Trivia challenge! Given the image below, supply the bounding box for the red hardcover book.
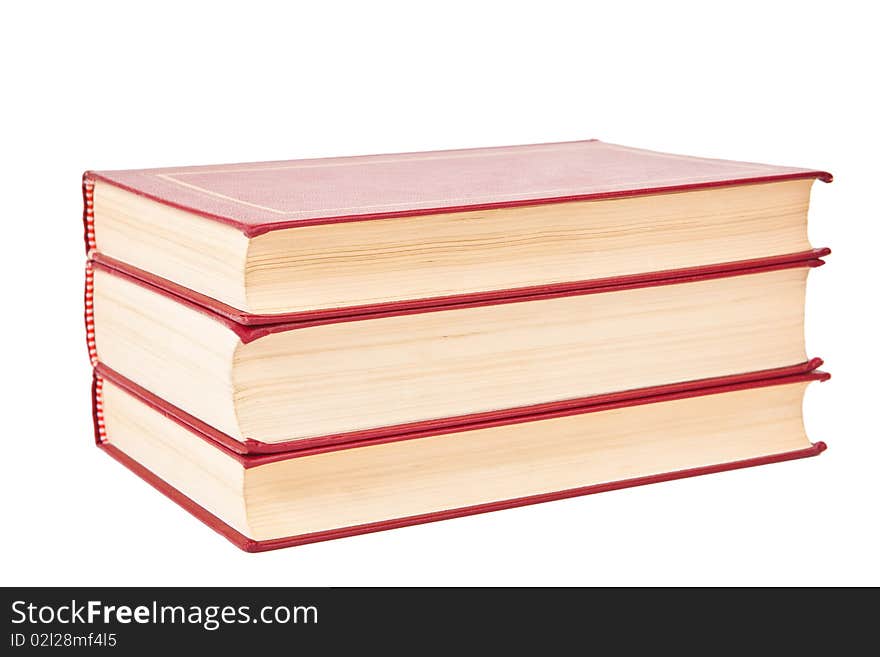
[86,254,827,454]
[83,140,831,320]
[93,366,829,552]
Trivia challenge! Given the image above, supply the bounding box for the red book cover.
[84,139,831,236]
[92,367,829,552]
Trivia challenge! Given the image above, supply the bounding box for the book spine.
[84,174,106,444]
[83,174,96,255]
[85,262,98,367]
[92,372,107,445]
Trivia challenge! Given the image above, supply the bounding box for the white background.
[1,0,877,586]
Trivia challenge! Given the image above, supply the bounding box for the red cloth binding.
[83,140,832,236]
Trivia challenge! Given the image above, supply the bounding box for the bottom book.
[92,367,828,552]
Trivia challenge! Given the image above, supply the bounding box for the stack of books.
[83,140,831,551]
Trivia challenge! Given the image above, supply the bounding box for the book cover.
[84,139,832,236]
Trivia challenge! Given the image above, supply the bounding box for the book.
[87,255,825,452]
[83,140,831,320]
[92,367,829,552]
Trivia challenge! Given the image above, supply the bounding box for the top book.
[84,140,830,321]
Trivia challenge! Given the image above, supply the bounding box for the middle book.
[89,254,823,454]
